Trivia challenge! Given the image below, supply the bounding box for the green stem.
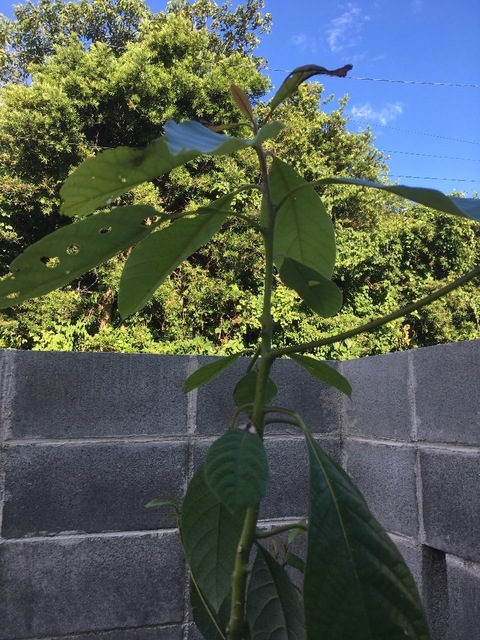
[256,520,308,538]
[226,145,277,640]
[227,505,259,639]
[271,264,480,358]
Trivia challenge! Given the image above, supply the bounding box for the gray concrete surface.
[1,341,479,639]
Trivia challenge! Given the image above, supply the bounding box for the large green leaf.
[267,63,353,117]
[204,430,269,510]
[60,120,284,218]
[289,354,352,397]
[180,465,246,613]
[303,434,430,640]
[163,119,284,155]
[270,158,336,278]
[182,353,242,393]
[279,258,342,318]
[0,205,155,309]
[60,139,199,217]
[317,177,480,222]
[246,545,305,640]
[118,194,233,318]
[191,580,227,640]
[233,371,278,410]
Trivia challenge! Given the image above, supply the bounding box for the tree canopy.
[0,0,478,356]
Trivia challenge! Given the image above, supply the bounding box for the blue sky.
[1,0,479,196]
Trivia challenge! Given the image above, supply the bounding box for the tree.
[0,0,152,83]
[1,1,479,356]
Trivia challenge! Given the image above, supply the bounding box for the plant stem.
[256,520,308,538]
[226,145,277,640]
[271,263,480,358]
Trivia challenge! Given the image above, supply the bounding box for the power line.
[349,119,480,146]
[381,150,480,163]
[266,67,480,89]
[388,174,478,184]
[345,76,480,89]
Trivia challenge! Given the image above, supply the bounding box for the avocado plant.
[1,63,480,640]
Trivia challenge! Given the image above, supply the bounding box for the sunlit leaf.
[233,371,278,410]
[118,194,233,318]
[289,354,352,397]
[303,434,430,639]
[182,353,243,393]
[0,205,155,309]
[317,177,480,222]
[164,119,284,156]
[270,158,336,278]
[204,430,269,510]
[230,84,254,122]
[279,258,342,318]
[180,465,245,612]
[267,63,353,117]
[60,140,198,217]
[246,545,305,640]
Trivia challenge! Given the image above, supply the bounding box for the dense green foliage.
[0,0,479,356]
[1,6,480,638]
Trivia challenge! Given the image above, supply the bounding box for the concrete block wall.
[0,342,479,639]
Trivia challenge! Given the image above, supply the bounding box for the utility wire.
[349,119,480,146]
[381,150,480,163]
[267,67,480,89]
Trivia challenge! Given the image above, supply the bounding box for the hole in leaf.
[40,256,60,268]
[5,292,20,299]
[66,244,80,255]
[99,227,112,234]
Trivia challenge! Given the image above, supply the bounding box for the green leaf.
[0,205,155,309]
[118,194,233,318]
[204,430,269,510]
[284,552,305,575]
[60,139,199,217]
[191,580,227,640]
[180,465,246,613]
[182,353,242,393]
[317,177,480,223]
[145,498,174,509]
[246,545,305,640]
[60,120,284,218]
[303,435,430,640]
[233,371,278,410]
[279,258,342,318]
[270,158,336,278]
[289,354,352,397]
[267,63,353,117]
[164,119,284,156]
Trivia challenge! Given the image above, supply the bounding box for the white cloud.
[327,3,370,53]
[411,0,424,13]
[291,33,317,54]
[350,102,403,125]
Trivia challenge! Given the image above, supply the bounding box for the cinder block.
[5,351,189,439]
[0,532,185,640]
[342,350,412,440]
[413,340,480,445]
[195,356,343,435]
[345,441,419,537]
[38,627,183,640]
[389,534,423,592]
[3,442,187,537]
[446,555,480,640]
[421,449,480,562]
